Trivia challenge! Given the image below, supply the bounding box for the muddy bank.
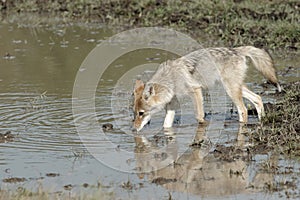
[1,0,299,50]
[249,81,300,158]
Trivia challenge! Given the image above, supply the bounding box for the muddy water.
[0,21,299,199]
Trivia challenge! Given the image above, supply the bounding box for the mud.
[3,177,27,183]
[0,131,14,143]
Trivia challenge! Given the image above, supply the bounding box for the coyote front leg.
[163,97,179,128]
[163,110,175,128]
[192,87,205,123]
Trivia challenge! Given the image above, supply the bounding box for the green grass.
[249,81,300,158]
[1,0,299,50]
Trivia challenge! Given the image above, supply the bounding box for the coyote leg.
[242,86,265,120]
[163,97,179,128]
[235,100,248,123]
[227,86,248,123]
[192,87,205,123]
[163,110,175,128]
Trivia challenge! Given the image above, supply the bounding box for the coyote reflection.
[134,124,275,197]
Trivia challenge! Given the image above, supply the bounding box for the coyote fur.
[133,46,281,131]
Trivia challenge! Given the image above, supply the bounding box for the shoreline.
[1,0,299,51]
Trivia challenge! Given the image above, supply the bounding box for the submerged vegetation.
[0,186,114,200]
[0,0,299,50]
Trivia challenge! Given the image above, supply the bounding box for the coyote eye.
[138,111,144,116]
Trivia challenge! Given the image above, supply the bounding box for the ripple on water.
[0,93,84,155]
[0,91,122,162]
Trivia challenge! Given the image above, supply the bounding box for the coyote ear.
[134,80,144,92]
[165,60,173,66]
[143,83,155,100]
[149,85,155,95]
[135,79,144,89]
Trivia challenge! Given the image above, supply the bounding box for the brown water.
[0,21,299,199]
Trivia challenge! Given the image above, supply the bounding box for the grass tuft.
[249,81,300,158]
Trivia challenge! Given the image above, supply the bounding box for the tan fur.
[133,80,146,130]
[133,46,281,131]
[235,46,281,91]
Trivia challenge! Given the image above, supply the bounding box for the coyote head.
[132,80,173,131]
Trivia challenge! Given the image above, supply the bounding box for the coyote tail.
[235,46,281,92]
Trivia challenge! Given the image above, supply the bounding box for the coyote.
[133,46,281,131]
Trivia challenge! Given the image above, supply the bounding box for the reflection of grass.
[71,147,89,158]
[1,0,299,50]
[249,81,300,158]
[0,186,49,200]
[26,91,47,111]
[0,184,115,200]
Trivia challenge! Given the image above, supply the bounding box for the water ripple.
[0,93,107,154]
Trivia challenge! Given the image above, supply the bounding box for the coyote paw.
[197,119,208,125]
[238,120,248,125]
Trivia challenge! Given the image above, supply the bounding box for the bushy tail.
[235,46,281,92]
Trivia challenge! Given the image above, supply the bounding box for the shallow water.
[0,21,299,199]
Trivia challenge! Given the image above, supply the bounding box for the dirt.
[3,177,27,183]
[45,173,60,177]
[102,123,114,131]
[151,177,177,185]
[0,131,14,143]
[212,144,251,162]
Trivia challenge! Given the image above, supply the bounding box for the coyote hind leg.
[192,87,205,123]
[242,86,265,120]
[234,97,248,123]
[226,86,248,123]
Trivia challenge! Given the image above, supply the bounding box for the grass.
[0,0,299,50]
[249,81,300,158]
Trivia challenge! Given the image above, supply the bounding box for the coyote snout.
[133,46,281,131]
[133,79,174,131]
[133,80,149,131]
